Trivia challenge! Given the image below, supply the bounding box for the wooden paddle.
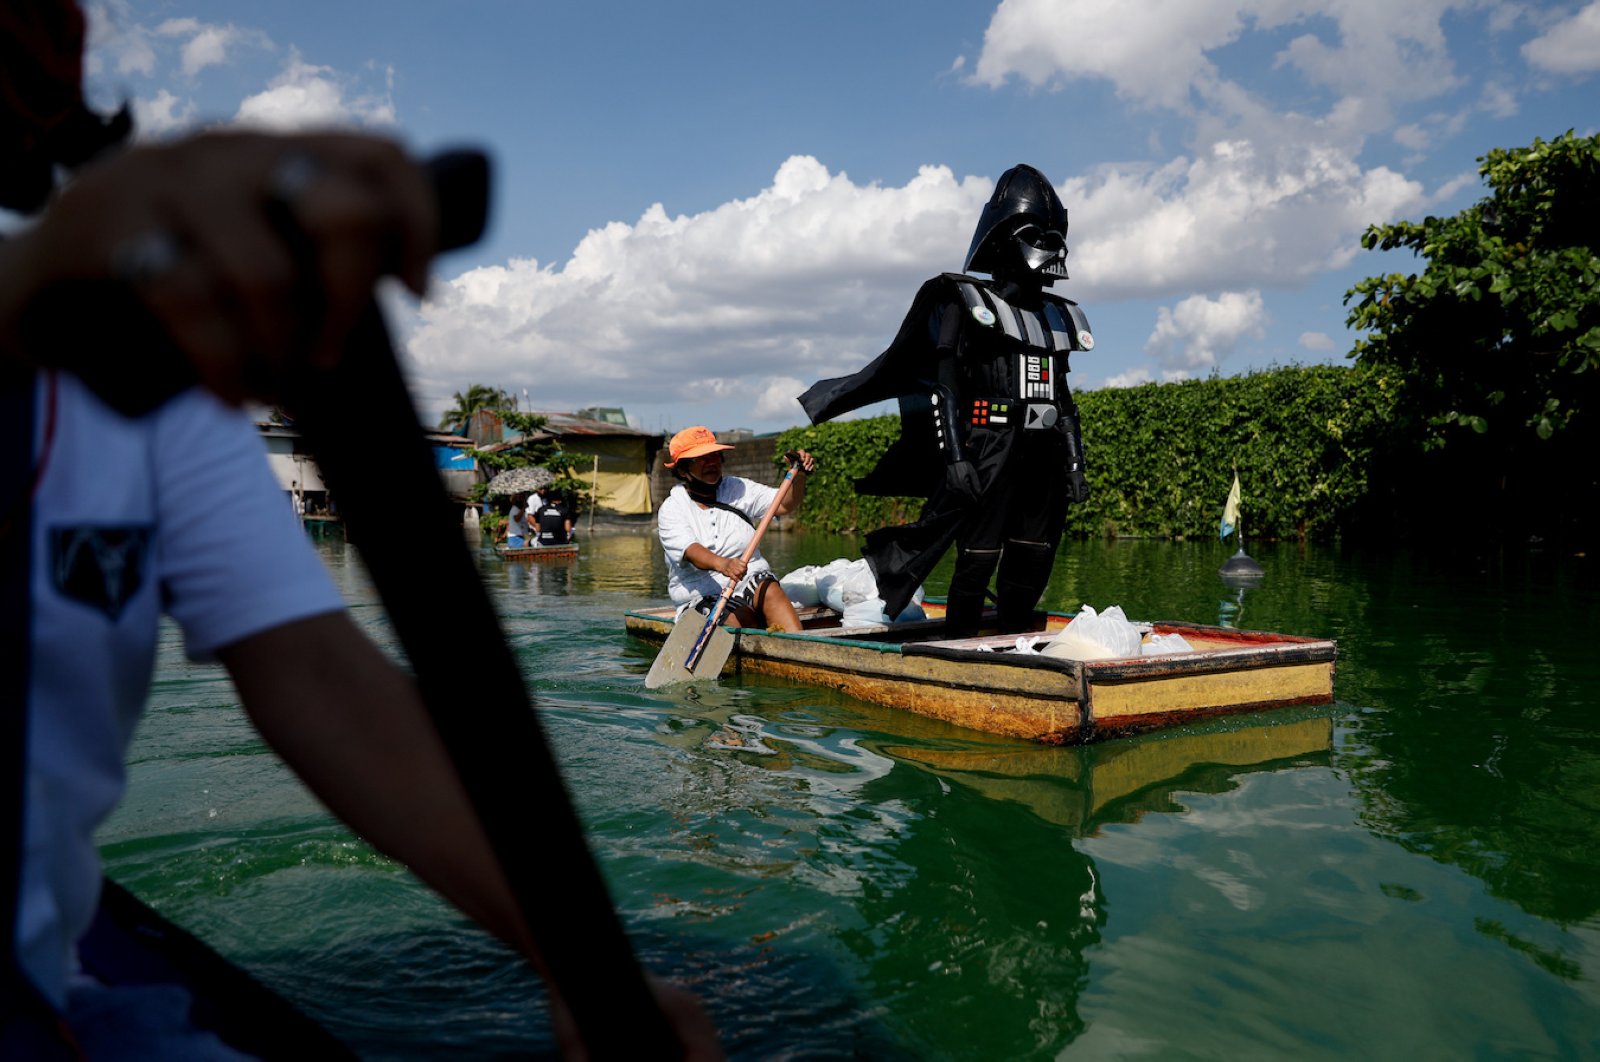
[645,460,799,689]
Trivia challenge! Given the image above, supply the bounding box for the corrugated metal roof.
[529,411,662,439]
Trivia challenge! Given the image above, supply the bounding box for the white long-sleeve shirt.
[656,477,778,607]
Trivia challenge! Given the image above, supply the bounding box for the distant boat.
[496,540,580,560]
[626,599,1336,745]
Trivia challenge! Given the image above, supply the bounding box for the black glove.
[1061,411,1089,504]
[1065,468,1090,504]
[943,459,982,503]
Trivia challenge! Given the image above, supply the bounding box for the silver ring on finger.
[268,152,325,207]
[111,230,185,285]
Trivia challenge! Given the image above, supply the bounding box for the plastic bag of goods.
[1041,604,1144,661]
[798,558,928,626]
[1142,632,1194,656]
[778,564,825,607]
[841,596,890,626]
[893,586,927,624]
[812,559,869,611]
[817,558,884,626]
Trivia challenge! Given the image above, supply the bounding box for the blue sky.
[78,0,1600,435]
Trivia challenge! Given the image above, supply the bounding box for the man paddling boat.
[656,426,816,633]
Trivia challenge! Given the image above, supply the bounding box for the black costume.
[799,164,1092,635]
[534,501,573,545]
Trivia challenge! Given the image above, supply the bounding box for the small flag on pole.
[1219,473,1241,540]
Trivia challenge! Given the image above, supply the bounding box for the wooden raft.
[625,603,1336,744]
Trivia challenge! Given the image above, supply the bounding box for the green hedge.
[774,363,1402,540]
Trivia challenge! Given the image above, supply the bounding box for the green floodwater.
[102,528,1600,1059]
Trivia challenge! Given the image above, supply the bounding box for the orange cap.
[664,425,734,467]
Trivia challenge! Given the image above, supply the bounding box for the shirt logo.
[51,525,153,621]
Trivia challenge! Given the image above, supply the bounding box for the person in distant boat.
[656,426,815,632]
[0,3,719,1057]
[799,163,1095,636]
[501,490,533,548]
[535,491,575,546]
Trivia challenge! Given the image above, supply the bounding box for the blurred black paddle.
[29,149,681,1058]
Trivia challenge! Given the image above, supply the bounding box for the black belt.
[966,397,1061,430]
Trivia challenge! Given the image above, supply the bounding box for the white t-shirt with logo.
[656,477,779,607]
[17,373,344,1009]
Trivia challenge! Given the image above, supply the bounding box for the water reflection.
[878,713,1333,836]
[1217,583,1248,628]
[502,553,577,594]
[1332,550,1600,931]
[112,532,1600,1058]
[652,678,1334,1056]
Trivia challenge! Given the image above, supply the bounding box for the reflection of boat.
[625,601,1336,744]
[881,713,1334,834]
[496,540,580,560]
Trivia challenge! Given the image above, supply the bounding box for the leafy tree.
[1344,130,1600,543]
[472,409,589,503]
[1345,131,1600,447]
[438,383,516,431]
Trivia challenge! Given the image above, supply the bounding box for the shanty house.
[464,408,664,516]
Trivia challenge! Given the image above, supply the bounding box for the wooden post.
[588,453,599,535]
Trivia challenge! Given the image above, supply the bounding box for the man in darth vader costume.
[799,163,1094,636]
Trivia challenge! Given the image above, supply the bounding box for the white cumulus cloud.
[155,17,269,77]
[83,0,158,77]
[234,53,396,130]
[970,0,1473,122]
[963,0,1433,301]
[1063,140,1424,300]
[1298,331,1337,352]
[132,89,196,138]
[1523,2,1600,74]
[1101,366,1155,389]
[1143,290,1266,379]
[755,377,808,419]
[406,158,992,421]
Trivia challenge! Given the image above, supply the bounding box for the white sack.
[778,564,824,607]
[1142,632,1195,656]
[1041,605,1145,661]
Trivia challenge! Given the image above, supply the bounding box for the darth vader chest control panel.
[951,276,1091,432]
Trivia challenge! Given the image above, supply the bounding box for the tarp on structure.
[563,436,656,515]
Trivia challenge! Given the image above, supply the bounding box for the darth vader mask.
[963,163,1069,286]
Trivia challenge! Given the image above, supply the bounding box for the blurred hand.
[719,556,749,582]
[2,131,437,405]
[549,974,724,1061]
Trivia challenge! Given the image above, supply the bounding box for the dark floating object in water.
[1219,548,1265,587]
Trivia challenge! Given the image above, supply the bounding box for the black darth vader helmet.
[963,163,1069,285]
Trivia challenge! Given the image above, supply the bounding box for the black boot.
[945,548,1001,637]
[996,539,1056,633]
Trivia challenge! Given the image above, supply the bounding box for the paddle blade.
[645,613,736,689]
